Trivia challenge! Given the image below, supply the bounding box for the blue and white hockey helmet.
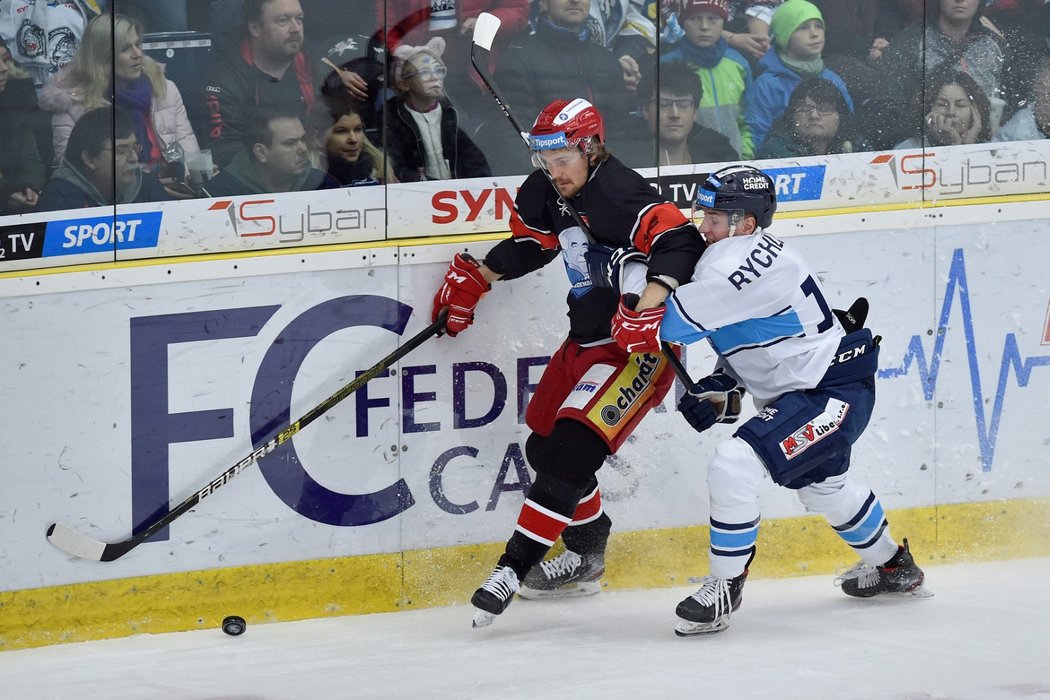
[694,165,777,229]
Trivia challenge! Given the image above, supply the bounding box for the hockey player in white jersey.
[610,164,930,636]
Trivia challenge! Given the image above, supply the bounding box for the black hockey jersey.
[484,155,706,343]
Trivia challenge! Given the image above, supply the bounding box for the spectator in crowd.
[660,1,778,61]
[895,67,992,148]
[480,0,634,174]
[39,13,200,182]
[0,0,102,92]
[320,54,386,139]
[812,0,884,61]
[0,38,45,213]
[995,55,1050,141]
[876,0,1004,143]
[744,0,853,151]
[582,0,659,95]
[385,38,491,181]
[810,0,887,103]
[756,75,864,157]
[378,0,529,113]
[203,0,369,169]
[619,60,739,166]
[203,105,339,196]
[996,0,1050,125]
[494,0,632,139]
[37,106,171,211]
[661,0,755,157]
[308,97,396,185]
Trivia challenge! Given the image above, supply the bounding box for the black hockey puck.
[222,615,246,636]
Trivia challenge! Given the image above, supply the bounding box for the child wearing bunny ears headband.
[386,36,490,182]
[393,37,449,113]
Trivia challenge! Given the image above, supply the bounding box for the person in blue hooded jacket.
[743,0,852,152]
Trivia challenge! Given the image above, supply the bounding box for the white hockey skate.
[471,564,519,628]
[519,550,605,600]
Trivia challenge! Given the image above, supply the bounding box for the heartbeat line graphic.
[878,248,1050,472]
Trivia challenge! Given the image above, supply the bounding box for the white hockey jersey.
[660,231,845,403]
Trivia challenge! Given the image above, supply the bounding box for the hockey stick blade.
[46,312,447,562]
[46,522,108,561]
[471,12,501,51]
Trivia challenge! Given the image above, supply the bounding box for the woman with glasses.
[385,37,490,182]
[756,76,863,158]
[39,13,200,196]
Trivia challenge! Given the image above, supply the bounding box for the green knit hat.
[770,0,824,50]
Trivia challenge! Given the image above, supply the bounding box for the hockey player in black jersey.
[429,98,707,627]
[616,164,931,636]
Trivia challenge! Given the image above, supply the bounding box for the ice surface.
[2,558,1049,700]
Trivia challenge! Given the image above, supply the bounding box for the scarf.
[675,37,728,69]
[778,50,824,77]
[328,151,379,186]
[114,75,162,166]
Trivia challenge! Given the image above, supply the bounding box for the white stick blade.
[472,12,501,51]
[47,522,106,561]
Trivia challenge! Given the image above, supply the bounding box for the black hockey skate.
[471,562,520,628]
[519,549,605,600]
[836,538,932,598]
[674,568,749,636]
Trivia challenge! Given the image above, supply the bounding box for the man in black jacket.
[205,0,315,169]
[485,0,633,174]
[37,107,171,212]
[203,106,338,196]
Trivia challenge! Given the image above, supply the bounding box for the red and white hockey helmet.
[528,98,605,157]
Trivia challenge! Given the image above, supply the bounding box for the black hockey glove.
[604,246,648,293]
[677,371,745,434]
[583,242,615,288]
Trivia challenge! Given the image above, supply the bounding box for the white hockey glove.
[677,370,745,434]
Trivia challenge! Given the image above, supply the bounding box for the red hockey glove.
[432,253,490,336]
[611,293,666,354]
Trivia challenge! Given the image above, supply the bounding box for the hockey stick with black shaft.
[469,13,693,386]
[46,311,448,562]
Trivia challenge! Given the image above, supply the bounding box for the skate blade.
[472,608,496,629]
[674,617,730,636]
[906,582,934,598]
[518,580,601,600]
